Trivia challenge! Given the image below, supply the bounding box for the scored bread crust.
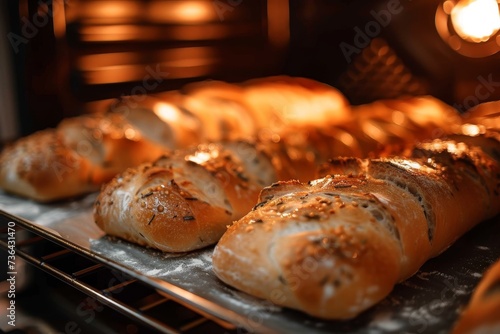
[212,134,500,319]
[91,92,479,253]
[1,76,463,203]
[0,130,96,202]
[0,112,168,202]
[94,141,278,252]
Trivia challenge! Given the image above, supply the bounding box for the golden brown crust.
[213,134,500,320]
[0,129,96,202]
[1,76,462,203]
[0,112,168,202]
[94,141,277,252]
[463,100,500,130]
[213,176,406,319]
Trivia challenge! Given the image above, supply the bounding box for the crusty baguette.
[93,95,460,253]
[0,111,170,202]
[212,133,500,320]
[453,258,500,334]
[0,76,349,202]
[0,75,457,202]
[94,141,278,252]
[462,100,500,131]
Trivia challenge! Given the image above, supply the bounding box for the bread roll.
[212,133,500,319]
[0,112,169,202]
[93,101,462,254]
[0,76,460,203]
[453,258,500,334]
[94,141,278,252]
[463,100,500,130]
[1,76,352,202]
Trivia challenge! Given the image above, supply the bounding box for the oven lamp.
[451,0,500,42]
[436,0,500,57]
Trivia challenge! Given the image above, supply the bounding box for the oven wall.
[285,0,500,107]
[6,0,500,136]
[0,4,20,142]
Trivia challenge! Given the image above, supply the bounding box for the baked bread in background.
[0,75,459,202]
[0,111,170,202]
[0,76,350,202]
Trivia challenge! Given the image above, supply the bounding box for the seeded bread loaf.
[0,76,349,202]
[212,133,500,319]
[0,111,170,202]
[93,99,461,253]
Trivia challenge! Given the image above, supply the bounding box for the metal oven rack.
[0,211,244,334]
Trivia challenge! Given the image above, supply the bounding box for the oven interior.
[1,0,500,333]
[2,0,500,137]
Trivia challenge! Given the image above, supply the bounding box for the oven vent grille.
[337,38,429,104]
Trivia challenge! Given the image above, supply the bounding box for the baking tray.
[0,190,499,334]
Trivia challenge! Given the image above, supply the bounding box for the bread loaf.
[94,140,281,251]
[212,133,500,319]
[0,111,170,202]
[93,95,461,253]
[1,75,458,202]
[0,76,350,202]
[453,258,500,334]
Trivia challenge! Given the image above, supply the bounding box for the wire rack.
[0,211,244,334]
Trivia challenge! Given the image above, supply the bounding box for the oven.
[1,0,500,333]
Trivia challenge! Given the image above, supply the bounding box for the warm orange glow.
[361,120,387,143]
[78,46,216,84]
[338,131,355,147]
[451,0,500,42]
[79,52,141,69]
[74,1,142,23]
[461,123,484,135]
[67,0,215,24]
[391,110,406,126]
[176,2,211,21]
[267,0,290,48]
[80,25,145,42]
[148,1,215,23]
[154,102,180,123]
[93,2,133,18]
[124,128,138,140]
